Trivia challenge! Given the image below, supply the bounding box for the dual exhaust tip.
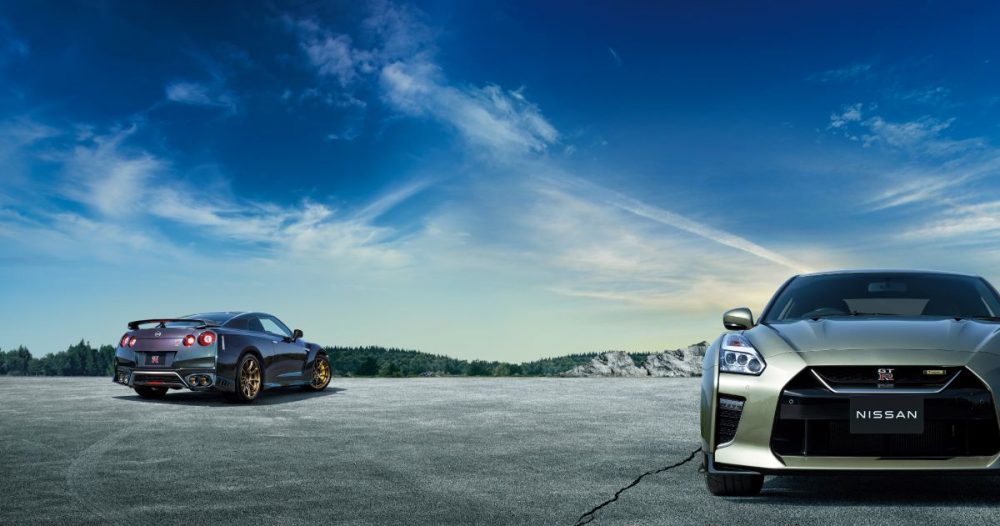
[187,374,213,387]
[117,372,130,384]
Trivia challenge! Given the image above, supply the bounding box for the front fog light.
[720,333,766,376]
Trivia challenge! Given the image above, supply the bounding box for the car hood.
[748,317,1000,356]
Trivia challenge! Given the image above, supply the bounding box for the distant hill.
[0,342,706,377]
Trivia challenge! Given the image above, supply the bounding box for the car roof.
[796,269,982,279]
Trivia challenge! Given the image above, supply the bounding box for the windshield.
[762,272,1000,322]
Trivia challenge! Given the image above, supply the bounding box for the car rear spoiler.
[127,318,219,330]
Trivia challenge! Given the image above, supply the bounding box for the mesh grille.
[716,395,745,445]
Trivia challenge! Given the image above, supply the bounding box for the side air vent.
[715,395,746,445]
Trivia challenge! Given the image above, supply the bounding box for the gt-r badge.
[878,368,894,381]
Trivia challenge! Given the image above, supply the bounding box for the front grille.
[716,395,746,445]
[812,365,960,390]
[772,367,1000,458]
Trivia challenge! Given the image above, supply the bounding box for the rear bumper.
[113,367,228,392]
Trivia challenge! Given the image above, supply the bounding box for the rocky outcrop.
[643,342,707,377]
[561,342,708,377]
[561,351,647,377]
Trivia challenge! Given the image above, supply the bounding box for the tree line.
[0,342,603,377]
[325,346,601,377]
[0,341,116,376]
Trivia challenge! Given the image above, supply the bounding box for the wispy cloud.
[825,94,1000,252]
[829,103,982,156]
[608,47,622,67]
[301,32,373,86]
[49,124,161,217]
[289,2,559,154]
[896,86,951,105]
[0,119,419,267]
[355,177,434,222]
[902,200,1000,241]
[165,81,238,114]
[828,102,863,130]
[415,167,815,315]
[380,63,559,154]
[808,62,872,83]
[544,172,809,272]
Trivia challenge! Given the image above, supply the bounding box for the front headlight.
[720,333,766,375]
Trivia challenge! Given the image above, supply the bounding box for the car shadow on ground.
[747,474,1000,506]
[113,385,346,407]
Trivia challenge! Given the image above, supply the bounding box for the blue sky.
[3,1,1000,360]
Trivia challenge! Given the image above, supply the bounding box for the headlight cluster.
[720,333,766,375]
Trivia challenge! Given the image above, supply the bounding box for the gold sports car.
[701,270,1000,495]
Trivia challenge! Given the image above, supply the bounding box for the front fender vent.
[715,395,746,446]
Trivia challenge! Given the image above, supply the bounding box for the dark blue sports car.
[113,312,331,403]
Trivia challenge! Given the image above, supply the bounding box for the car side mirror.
[723,308,754,330]
[292,329,304,341]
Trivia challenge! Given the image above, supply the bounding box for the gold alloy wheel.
[312,357,330,389]
[240,357,261,399]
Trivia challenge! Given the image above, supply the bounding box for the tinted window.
[763,273,1000,322]
[224,317,249,330]
[258,317,291,337]
[247,317,265,333]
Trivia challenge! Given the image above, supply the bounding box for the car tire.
[706,472,764,496]
[304,355,331,391]
[226,354,263,404]
[134,386,167,399]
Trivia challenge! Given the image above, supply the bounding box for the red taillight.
[120,333,130,347]
[182,335,196,347]
[197,331,216,346]
[128,336,137,348]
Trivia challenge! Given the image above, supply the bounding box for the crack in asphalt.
[573,446,702,526]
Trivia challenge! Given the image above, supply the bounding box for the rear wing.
[127,318,218,330]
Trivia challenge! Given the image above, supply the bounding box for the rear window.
[763,273,1000,322]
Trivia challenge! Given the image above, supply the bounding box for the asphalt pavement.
[2,377,999,525]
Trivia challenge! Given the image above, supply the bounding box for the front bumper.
[711,348,1000,472]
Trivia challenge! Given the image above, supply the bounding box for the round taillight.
[197,331,216,346]
[120,333,130,347]
[128,336,137,348]
[182,335,196,347]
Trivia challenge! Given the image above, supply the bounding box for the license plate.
[146,353,166,366]
[849,396,924,434]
